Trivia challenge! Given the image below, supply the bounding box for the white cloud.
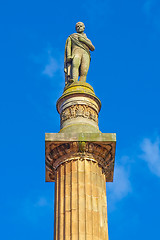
[21,196,53,224]
[140,137,160,177]
[107,136,160,210]
[34,197,49,207]
[31,46,63,78]
[42,50,59,78]
[143,0,154,17]
[107,158,132,209]
[142,0,160,31]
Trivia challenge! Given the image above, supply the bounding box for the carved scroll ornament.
[45,141,114,182]
[61,105,98,125]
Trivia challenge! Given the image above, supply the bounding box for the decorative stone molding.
[45,133,116,182]
[56,82,101,114]
[60,104,98,126]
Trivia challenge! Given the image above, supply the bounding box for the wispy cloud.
[107,135,160,210]
[28,46,64,116]
[21,195,53,224]
[107,156,132,209]
[34,196,50,207]
[140,137,160,177]
[143,0,154,17]
[31,46,63,78]
[142,0,160,32]
[42,50,61,78]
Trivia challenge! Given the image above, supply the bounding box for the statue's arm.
[79,37,95,51]
[66,37,73,62]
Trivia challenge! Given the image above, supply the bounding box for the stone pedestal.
[56,82,101,133]
[45,82,116,240]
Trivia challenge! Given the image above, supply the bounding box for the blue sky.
[1,0,160,239]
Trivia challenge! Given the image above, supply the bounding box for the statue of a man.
[64,22,95,86]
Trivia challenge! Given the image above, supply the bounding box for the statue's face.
[76,22,85,33]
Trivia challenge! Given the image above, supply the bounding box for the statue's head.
[76,22,85,33]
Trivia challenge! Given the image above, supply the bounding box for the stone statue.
[64,22,95,86]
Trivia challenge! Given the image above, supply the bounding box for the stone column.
[54,159,108,240]
[45,82,116,240]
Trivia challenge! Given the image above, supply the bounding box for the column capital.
[45,133,116,182]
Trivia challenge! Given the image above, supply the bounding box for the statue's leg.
[79,53,90,82]
[72,55,81,82]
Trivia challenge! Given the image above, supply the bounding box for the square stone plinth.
[45,133,116,182]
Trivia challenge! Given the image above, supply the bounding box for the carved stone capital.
[45,133,116,182]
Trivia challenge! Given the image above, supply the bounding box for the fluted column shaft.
[54,159,108,240]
